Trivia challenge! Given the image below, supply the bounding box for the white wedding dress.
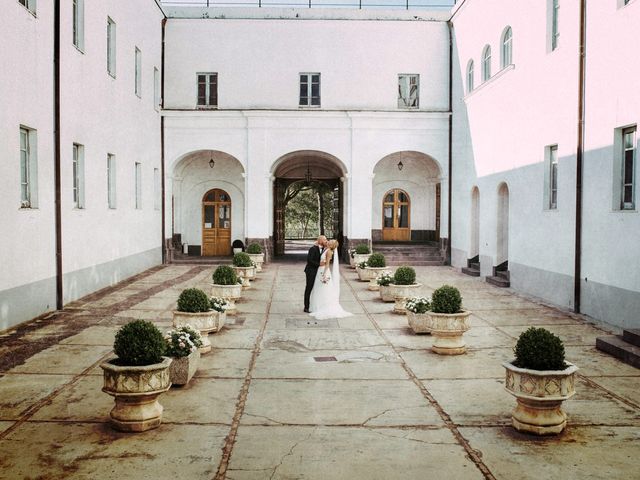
[309,249,352,320]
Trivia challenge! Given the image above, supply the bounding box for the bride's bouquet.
[321,273,331,284]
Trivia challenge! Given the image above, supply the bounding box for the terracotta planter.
[247,253,264,272]
[503,360,579,435]
[211,283,242,315]
[364,267,387,290]
[428,310,472,355]
[388,283,422,314]
[101,356,172,432]
[172,310,226,354]
[407,311,432,334]
[379,284,395,302]
[169,349,200,386]
[233,266,256,289]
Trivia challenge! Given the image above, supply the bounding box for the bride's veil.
[332,247,340,298]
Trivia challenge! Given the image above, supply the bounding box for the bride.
[309,240,352,320]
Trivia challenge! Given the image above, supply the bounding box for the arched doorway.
[470,186,480,258]
[202,188,231,256]
[382,189,410,241]
[272,151,346,256]
[496,183,509,266]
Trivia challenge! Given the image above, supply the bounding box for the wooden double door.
[382,189,411,241]
[202,189,231,256]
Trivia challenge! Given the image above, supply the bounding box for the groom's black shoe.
[303,308,309,313]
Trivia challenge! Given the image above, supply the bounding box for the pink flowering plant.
[165,325,203,358]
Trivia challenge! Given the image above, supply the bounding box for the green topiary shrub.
[113,320,166,366]
[177,288,210,313]
[430,285,463,314]
[513,327,567,371]
[393,266,416,285]
[233,252,254,267]
[246,243,263,254]
[367,253,386,268]
[213,265,238,285]
[355,244,370,255]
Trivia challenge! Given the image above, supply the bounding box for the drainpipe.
[447,21,453,265]
[53,0,63,310]
[574,0,587,313]
[161,17,167,263]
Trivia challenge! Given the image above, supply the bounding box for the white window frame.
[107,154,117,209]
[72,0,84,51]
[482,45,492,82]
[154,168,160,211]
[107,17,116,77]
[197,73,218,108]
[135,162,142,210]
[72,143,85,209]
[501,26,513,68]
[466,60,474,93]
[621,126,637,210]
[299,73,321,107]
[135,47,142,97]
[549,145,558,209]
[398,74,420,109]
[19,126,38,208]
[18,0,36,16]
[154,67,161,111]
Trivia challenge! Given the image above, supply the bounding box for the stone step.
[486,275,510,288]
[469,262,480,270]
[496,270,510,281]
[596,335,640,369]
[461,266,480,277]
[386,260,445,266]
[623,329,640,347]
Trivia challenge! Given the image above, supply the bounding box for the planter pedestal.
[389,283,422,314]
[211,283,242,316]
[429,310,471,355]
[101,357,172,432]
[233,266,256,290]
[504,361,578,435]
[379,285,395,302]
[407,311,432,334]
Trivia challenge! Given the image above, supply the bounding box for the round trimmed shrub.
[177,288,210,313]
[514,327,567,371]
[430,285,462,314]
[113,320,166,366]
[367,253,386,268]
[354,244,370,255]
[247,243,263,254]
[393,266,416,285]
[213,265,238,285]
[233,252,253,267]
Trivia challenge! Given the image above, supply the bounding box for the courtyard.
[0,261,638,479]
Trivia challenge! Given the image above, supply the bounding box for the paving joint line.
[213,264,280,480]
[343,268,497,480]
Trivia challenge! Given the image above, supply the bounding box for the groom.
[304,235,327,312]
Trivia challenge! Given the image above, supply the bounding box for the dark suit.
[304,244,323,311]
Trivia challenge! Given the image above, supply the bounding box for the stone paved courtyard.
[0,261,639,479]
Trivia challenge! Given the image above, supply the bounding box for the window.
[482,45,492,81]
[197,73,218,108]
[466,60,474,93]
[72,144,85,209]
[549,145,558,209]
[19,127,38,208]
[18,0,36,15]
[154,168,160,210]
[299,73,320,107]
[107,17,116,77]
[551,0,560,51]
[501,27,513,68]
[154,67,160,110]
[73,0,84,51]
[398,74,419,108]
[135,47,141,97]
[622,127,636,209]
[135,162,142,209]
[107,154,116,209]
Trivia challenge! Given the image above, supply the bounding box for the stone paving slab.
[474,307,583,326]
[9,345,111,375]
[227,426,485,480]
[59,326,119,346]
[195,348,254,379]
[498,324,609,346]
[0,422,13,434]
[0,373,75,419]
[401,347,513,379]
[261,329,387,351]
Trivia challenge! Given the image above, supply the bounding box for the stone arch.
[496,182,510,265]
[470,186,480,258]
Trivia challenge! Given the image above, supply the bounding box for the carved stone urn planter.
[428,310,471,355]
[364,267,387,290]
[100,357,172,432]
[353,253,371,267]
[233,266,256,289]
[172,310,226,354]
[389,283,422,314]
[247,253,264,272]
[169,349,200,386]
[211,283,242,315]
[407,311,432,334]
[379,285,395,302]
[503,360,579,435]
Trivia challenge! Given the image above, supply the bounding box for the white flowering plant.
[356,261,368,269]
[405,297,431,314]
[376,271,394,286]
[210,296,229,313]
[165,324,203,358]
[349,248,356,259]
